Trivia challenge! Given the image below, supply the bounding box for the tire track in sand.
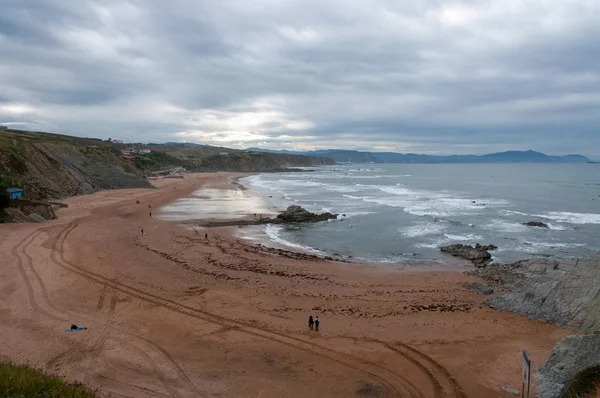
[12,228,204,398]
[55,221,445,398]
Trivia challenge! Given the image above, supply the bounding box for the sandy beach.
[0,173,571,397]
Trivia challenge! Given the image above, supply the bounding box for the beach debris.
[522,221,550,228]
[439,243,497,267]
[463,282,494,295]
[500,386,519,395]
[66,324,87,332]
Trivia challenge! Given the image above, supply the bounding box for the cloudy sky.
[1,0,599,156]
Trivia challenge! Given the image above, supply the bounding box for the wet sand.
[0,173,571,397]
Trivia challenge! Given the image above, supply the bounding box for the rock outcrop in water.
[195,206,338,228]
[439,243,497,267]
[522,221,550,228]
[276,205,338,223]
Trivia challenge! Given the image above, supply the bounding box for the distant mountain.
[247,148,590,164]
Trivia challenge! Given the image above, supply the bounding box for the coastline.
[0,172,573,397]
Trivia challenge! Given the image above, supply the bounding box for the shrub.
[0,362,96,397]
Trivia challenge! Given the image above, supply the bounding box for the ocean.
[240,163,600,264]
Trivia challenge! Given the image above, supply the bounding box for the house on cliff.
[6,188,23,199]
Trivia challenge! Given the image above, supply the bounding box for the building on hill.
[6,188,23,199]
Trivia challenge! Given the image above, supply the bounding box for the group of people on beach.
[308,315,320,331]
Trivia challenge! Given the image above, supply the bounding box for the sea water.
[242,163,600,264]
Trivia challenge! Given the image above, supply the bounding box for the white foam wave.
[400,223,446,238]
[501,209,600,225]
[275,179,324,187]
[482,219,529,233]
[541,212,600,225]
[500,210,533,217]
[414,243,441,249]
[547,223,570,231]
[519,241,586,254]
[443,233,484,242]
[264,225,326,255]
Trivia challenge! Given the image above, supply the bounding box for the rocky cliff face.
[0,200,57,223]
[0,130,151,200]
[184,151,335,172]
[472,256,600,333]
[536,334,600,398]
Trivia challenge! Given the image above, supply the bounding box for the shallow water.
[159,188,275,221]
[241,163,600,263]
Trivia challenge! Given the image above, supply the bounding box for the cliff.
[471,256,600,333]
[149,144,335,171]
[0,130,151,201]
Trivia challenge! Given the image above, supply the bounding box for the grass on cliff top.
[562,365,600,398]
[0,362,96,397]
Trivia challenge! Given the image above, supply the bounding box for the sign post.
[521,350,531,398]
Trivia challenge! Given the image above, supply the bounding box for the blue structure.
[6,188,23,200]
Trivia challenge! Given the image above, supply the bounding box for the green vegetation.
[562,365,600,398]
[133,151,183,172]
[0,362,96,397]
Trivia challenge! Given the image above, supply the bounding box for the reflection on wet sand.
[159,187,275,221]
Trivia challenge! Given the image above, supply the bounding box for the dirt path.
[0,173,571,397]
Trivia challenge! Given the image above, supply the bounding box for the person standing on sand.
[205,232,208,240]
[308,315,314,330]
[149,212,152,218]
[315,316,320,331]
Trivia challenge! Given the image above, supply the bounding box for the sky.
[1,0,599,156]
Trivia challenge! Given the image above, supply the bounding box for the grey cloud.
[0,0,599,157]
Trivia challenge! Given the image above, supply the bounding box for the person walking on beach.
[314,316,320,332]
[205,232,208,240]
[149,212,152,218]
[308,315,314,330]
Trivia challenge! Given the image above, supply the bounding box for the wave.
[517,241,586,254]
[443,233,484,241]
[264,224,326,255]
[501,209,600,225]
[400,222,446,238]
[482,219,529,233]
[542,212,600,225]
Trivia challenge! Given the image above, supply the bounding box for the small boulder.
[440,243,498,267]
[523,221,550,228]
